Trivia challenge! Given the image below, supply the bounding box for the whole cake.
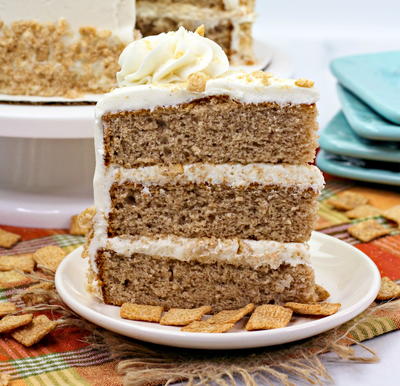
[0,0,255,97]
[87,27,324,312]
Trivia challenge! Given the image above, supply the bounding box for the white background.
[252,1,400,385]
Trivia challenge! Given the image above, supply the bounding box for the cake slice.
[88,27,323,311]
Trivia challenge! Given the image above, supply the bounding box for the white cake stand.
[0,103,95,228]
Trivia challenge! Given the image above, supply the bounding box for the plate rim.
[55,231,380,350]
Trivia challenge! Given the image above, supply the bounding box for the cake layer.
[102,98,318,167]
[96,250,317,312]
[107,166,321,242]
[135,1,254,63]
[0,0,135,97]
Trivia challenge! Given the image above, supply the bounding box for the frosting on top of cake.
[97,27,319,113]
[112,163,325,192]
[117,27,229,87]
[107,235,311,269]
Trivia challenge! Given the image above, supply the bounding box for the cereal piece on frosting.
[295,78,315,88]
[187,72,209,92]
[195,25,205,37]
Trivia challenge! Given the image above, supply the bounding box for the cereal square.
[0,302,16,317]
[285,302,341,316]
[245,305,292,331]
[207,304,254,325]
[376,277,400,300]
[33,245,66,272]
[0,253,34,272]
[383,205,400,226]
[181,321,234,333]
[0,271,32,288]
[348,220,390,242]
[120,303,163,323]
[0,314,33,333]
[346,205,382,219]
[327,192,369,211]
[160,306,211,326]
[0,229,21,249]
[315,284,330,302]
[22,282,54,306]
[11,315,57,347]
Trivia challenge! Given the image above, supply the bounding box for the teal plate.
[319,112,400,162]
[316,150,400,187]
[337,84,400,141]
[331,51,400,124]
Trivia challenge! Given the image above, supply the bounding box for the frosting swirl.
[117,27,229,87]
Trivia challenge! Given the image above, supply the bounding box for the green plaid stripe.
[52,234,85,247]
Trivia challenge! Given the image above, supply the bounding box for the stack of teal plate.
[317,51,400,186]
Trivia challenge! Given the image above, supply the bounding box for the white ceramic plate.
[0,39,291,104]
[55,232,380,350]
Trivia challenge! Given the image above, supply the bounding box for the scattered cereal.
[345,205,382,219]
[246,305,292,331]
[295,78,314,88]
[285,302,341,316]
[327,191,369,211]
[120,303,163,323]
[207,304,254,325]
[181,321,234,333]
[376,277,400,300]
[33,245,66,272]
[22,282,55,306]
[0,302,16,317]
[315,284,330,302]
[0,271,31,288]
[0,254,35,273]
[187,72,209,92]
[11,315,57,347]
[348,220,390,242]
[0,371,10,386]
[383,205,400,226]
[160,306,211,326]
[0,229,21,249]
[0,314,33,333]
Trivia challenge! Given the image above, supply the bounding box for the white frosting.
[107,235,310,269]
[112,163,325,191]
[0,0,135,43]
[117,27,229,87]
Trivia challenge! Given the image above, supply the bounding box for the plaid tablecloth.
[1,175,400,385]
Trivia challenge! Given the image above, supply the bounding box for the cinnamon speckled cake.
[87,27,324,312]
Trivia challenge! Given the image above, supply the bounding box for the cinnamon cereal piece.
[348,220,390,242]
[0,372,10,386]
[195,25,205,37]
[315,284,330,302]
[181,321,234,333]
[33,245,66,272]
[160,306,211,326]
[0,314,33,333]
[69,215,85,235]
[295,78,315,88]
[0,253,35,272]
[252,71,272,86]
[327,191,369,211]
[12,315,56,347]
[376,277,400,300]
[0,271,32,288]
[207,304,255,325]
[70,207,96,235]
[383,205,400,226]
[22,282,55,306]
[245,305,292,331]
[0,229,21,249]
[120,303,163,323]
[187,72,209,92]
[0,302,16,317]
[285,302,341,316]
[346,205,382,219]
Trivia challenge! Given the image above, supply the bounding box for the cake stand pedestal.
[0,103,95,228]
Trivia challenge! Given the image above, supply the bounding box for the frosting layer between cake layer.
[106,235,310,269]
